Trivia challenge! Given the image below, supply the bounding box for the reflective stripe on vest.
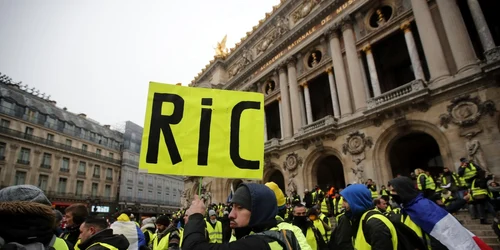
[53,238,69,250]
[417,173,436,190]
[471,179,489,198]
[401,214,431,249]
[206,221,223,243]
[334,197,344,215]
[354,209,398,250]
[87,242,118,250]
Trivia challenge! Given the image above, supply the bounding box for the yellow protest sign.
[139,82,265,179]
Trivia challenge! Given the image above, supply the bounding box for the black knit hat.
[231,184,252,211]
[156,215,170,226]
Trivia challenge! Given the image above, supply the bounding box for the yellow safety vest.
[320,199,329,215]
[462,163,478,181]
[417,174,436,190]
[153,229,183,250]
[471,179,489,198]
[318,213,331,241]
[368,185,378,199]
[305,227,317,250]
[333,197,344,215]
[379,189,390,197]
[53,238,70,250]
[86,242,118,250]
[313,218,328,243]
[354,209,398,250]
[206,221,223,243]
[142,230,155,247]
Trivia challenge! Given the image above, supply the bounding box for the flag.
[226,183,234,203]
[404,194,492,250]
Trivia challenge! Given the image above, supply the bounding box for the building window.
[138,189,143,198]
[127,171,133,182]
[78,161,86,174]
[93,165,100,177]
[58,178,67,194]
[47,133,54,141]
[109,152,114,159]
[96,148,101,155]
[173,188,177,197]
[166,186,170,196]
[91,183,98,197]
[41,153,51,168]
[148,176,153,186]
[106,168,112,180]
[127,187,133,198]
[25,126,34,135]
[148,190,153,200]
[138,175,144,185]
[14,171,26,185]
[76,180,84,196]
[104,185,111,198]
[26,109,37,121]
[82,144,88,151]
[1,119,10,128]
[0,142,6,160]
[61,157,70,172]
[65,139,72,147]
[17,147,30,164]
[157,191,162,200]
[38,174,49,191]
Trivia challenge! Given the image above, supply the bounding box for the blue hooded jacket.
[340,184,374,217]
[241,183,278,227]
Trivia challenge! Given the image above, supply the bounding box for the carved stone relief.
[292,0,320,23]
[461,130,490,173]
[439,95,496,128]
[282,153,303,194]
[342,131,373,184]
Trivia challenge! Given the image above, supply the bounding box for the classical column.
[298,88,307,126]
[300,82,314,124]
[278,96,284,139]
[467,0,496,53]
[410,0,450,81]
[278,66,292,138]
[287,57,303,133]
[359,56,371,99]
[401,21,425,80]
[436,0,477,72]
[342,19,367,111]
[362,44,382,97]
[325,67,341,119]
[327,26,352,116]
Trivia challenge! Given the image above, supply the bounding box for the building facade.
[118,121,183,215]
[186,0,500,204]
[0,81,123,213]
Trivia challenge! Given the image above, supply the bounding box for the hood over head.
[339,184,373,217]
[232,183,277,227]
[389,176,420,205]
[0,201,55,245]
[78,229,129,250]
[0,185,51,206]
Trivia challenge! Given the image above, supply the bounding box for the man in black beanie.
[153,215,181,250]
[182,183,300,250]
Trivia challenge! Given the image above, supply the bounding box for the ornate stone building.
[0,81,123,213]
[187,0,500,204]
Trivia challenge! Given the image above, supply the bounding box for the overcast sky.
[0,0,280,128]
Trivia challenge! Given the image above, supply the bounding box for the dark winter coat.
[77,229,129,250]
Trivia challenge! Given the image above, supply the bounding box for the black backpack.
[362,210,427,250]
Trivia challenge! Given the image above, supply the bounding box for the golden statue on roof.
[215,35,229,58]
